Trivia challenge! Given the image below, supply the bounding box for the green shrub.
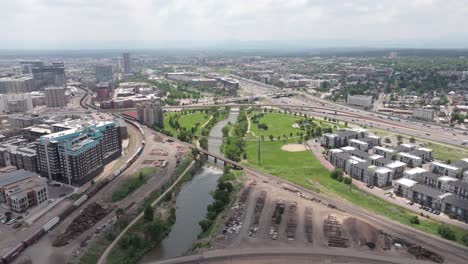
[438,224,456,240]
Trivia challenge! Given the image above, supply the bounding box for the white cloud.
[1,0,468,48]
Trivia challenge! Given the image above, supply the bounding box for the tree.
[199,137,208,150]
[138,172,144,182]
[269,135,274,141]
[223,165,231,175]
[116,208,124,220]
[462,233,468,246]
[199,219,213,232]
[409,137,416,143]
[145,218,167,242]
[224,182,234,193]
[397,135,403,141]
[438,224,456,240]
[330,169,343,180]
[410,216,420,225]
[446,159,452,164]
[384,138,391,144]
[144,204,154,221]
[343,177,352,185]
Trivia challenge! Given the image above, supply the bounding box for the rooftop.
[0,170,37,187]
[395,178,418,188]
[438,176,459,182]
[340,146,356,151]
[431,161,459,171]
[375,167,392,174]
[442,194,468,210]
[405,167,428,175]
[411,184,445,198]
[374,146,395,153]
[386,160,407,169]
[397,152,422,160]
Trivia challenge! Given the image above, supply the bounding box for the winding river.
[140,109,239,262]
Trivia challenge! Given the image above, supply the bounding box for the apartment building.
[45,86,67,107]
[320,128,367,148]
[3,176,48,213]
[397,152,423,168]
[413,108,435,122]
[346,94,373,108]
[430,161,461,178]
[36,120,121,186]
[136,99,164,128]
[373,146,397,159]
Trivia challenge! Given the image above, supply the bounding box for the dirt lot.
[281,144,307,152]
[209,176,422,262]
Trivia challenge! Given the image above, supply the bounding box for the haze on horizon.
[2,0,468,50]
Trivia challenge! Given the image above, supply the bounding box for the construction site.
[213,175,446,264]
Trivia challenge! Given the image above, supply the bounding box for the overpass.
[149,247,429,264]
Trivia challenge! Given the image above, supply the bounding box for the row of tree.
[198,168,235,235]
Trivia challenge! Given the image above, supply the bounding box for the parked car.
[7,219,16,225]
[13,223,22,229]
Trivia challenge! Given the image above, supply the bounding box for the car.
[13,223,22,229]
[7,219,16,225]
[48,199,56,203]
[1,219,6,224]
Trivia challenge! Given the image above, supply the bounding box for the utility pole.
[257,137,261,164]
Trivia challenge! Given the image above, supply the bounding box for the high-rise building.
[44,86,67,107]
[19,61,44,74]
[95,65,113,83]
[36,120,122,186]
[136,99,164,128]
[122,52,131,74]
[32,63,66,89]
[0,76,35,93]
[0,94,34,113]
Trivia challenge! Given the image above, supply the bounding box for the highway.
[236,78,468,147]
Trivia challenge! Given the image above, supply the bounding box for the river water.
[140,109,238,262]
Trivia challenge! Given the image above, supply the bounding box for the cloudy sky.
[2,0,468,49]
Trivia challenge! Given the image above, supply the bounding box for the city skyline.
[2,0,468,49]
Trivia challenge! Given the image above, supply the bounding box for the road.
[150,247,430,264]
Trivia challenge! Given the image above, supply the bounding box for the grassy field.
[420,140,468,161]
[245,139,326,192]
[163,112,211,137]
[111,167,158,201]
[248,112,344,139]
[249,112,301,137]
[243,139,468,246]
